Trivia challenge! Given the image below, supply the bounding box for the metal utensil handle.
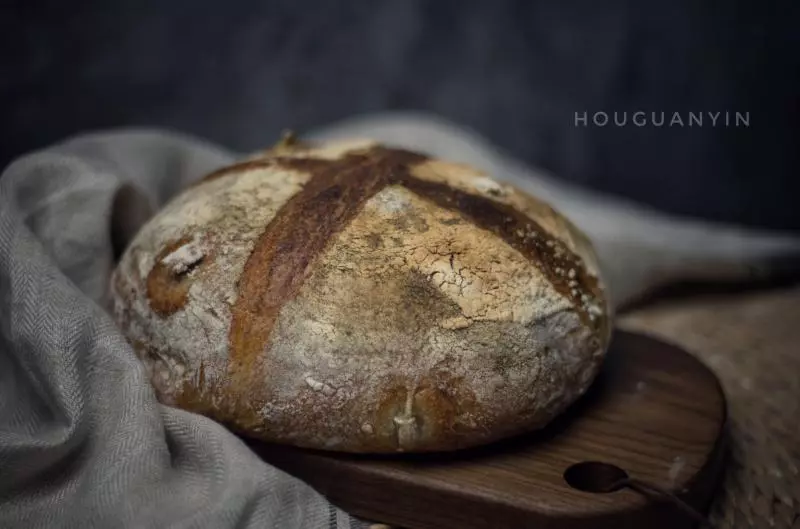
[621,477,709,527]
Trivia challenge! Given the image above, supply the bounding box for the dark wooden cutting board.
[251,330,727,529]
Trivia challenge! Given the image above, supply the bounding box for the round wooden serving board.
[250,330,727,529]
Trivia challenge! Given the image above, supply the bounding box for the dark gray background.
[2,0,798,231]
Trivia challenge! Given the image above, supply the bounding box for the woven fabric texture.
[1,118,798,528]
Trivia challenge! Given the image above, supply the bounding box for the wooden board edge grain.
[611,330,729,522]
[619,330,729,515]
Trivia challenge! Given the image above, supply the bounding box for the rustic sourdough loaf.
[110,136,612,453]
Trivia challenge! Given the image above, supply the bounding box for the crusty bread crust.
[110,139,611,453]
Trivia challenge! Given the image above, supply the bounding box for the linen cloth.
[1,113,798,528]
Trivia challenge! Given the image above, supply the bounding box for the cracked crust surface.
[110,138,612,453]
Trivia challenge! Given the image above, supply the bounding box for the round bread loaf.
[110,137,612,453]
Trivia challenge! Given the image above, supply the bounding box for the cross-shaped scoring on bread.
[110,138,611,453]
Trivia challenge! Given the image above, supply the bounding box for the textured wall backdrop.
[1,0,798,230]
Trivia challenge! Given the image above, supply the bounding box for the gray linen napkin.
[1,114,798,529]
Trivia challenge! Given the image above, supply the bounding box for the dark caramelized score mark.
[227,146,601,384]
[401,178,602,327]
[226,148,426,382]
[146,236,206,316]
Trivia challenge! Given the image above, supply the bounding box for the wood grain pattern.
[250,330,727,529]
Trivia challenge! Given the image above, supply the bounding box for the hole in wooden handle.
[563,461,629,493]
[563,461,709,527]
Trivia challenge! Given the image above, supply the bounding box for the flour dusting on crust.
[110,139,611,454]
